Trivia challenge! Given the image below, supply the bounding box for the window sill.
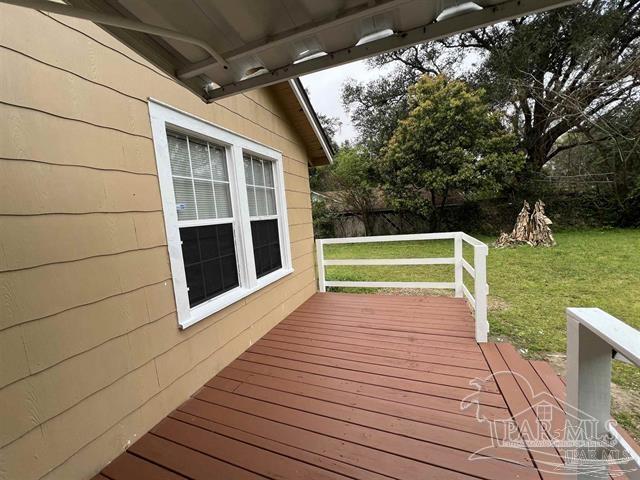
[178,267,294,329]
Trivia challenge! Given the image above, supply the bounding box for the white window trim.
[148,98,293,329]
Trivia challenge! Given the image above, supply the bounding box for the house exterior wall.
[0,5,316,479]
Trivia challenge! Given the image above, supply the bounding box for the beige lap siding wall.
[0,5,316,479]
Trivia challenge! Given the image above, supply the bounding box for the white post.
[473,245,488,343]
[454,233,463,298]
[316,239,326,292]
[566,312,612,480]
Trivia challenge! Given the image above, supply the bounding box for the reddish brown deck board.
[285,314,476,337]
[206,377,532,466]
[287,310,476,331]
[128,434,265,479]
[238,351,505,406]
[247,341,488,380]
[216,366,513,437]
[219,362,511,422]
[101,453,188,480]
[152,417,349,480]
[97,292,635,480]
[482,343,565,480]
[290,306,476,323]
[261,331,489,369]
[169,410,395,480]
[274,322,482,355]
[280,317,477,344]
[178,398,475,480]
[268,326,485,359]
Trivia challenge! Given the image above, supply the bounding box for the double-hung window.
[244,154,282,278]
[149,100,293,329]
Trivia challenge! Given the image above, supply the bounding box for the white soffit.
[5,0,578,102]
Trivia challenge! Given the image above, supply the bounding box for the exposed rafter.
[176,0,412,80]
[202,0,577,101]
[1,0,579,103]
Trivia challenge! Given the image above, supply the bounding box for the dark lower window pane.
[180,227,200,265]
[203,259,224,296]
[198,225,220,261]
[221,254,239,289]
[185,264,205,306]
[270,242,281,269]
[179,224,239,307]
[251,219,282,278]
[217,226,235,256]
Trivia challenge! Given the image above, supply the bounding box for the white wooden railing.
[315,232,489,342]
[565,308,640,479]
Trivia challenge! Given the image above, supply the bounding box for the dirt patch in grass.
[376,288,454,297]
[488,296,509,312]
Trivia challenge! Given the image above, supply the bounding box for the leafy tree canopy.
[344,0,640,175]
[317,113,341,153]
[328,144,379,234]
[380,75,524,220]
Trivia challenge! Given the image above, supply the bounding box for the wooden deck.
[95,292,633,480]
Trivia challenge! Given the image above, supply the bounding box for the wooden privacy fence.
[315,232,489,342]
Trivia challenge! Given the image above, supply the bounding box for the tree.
[342,44,460,154]
[548,99,640,224]
[344,0,640,176]
[458,0,640,173]
[380,75,524,228]
[317,113,341,153]
[309,113,341,192]
[330,144,378,235]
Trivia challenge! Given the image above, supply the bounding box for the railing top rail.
[567,307,640,367]
[318,232,458,244]
[460,233,488,252]
[318,232,487,248]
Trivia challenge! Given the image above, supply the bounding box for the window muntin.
[251,219,282,278]
[244,154,283,278]
[167,131,239,308]
[168,133,232,222]
[150,100,293,329]
[180,224,239,306]
[244,154,277,217]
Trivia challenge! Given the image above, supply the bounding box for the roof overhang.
[289,79,335,166]
[271,80,334,166]
[4,0,578,102]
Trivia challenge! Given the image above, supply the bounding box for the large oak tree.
[344,0,640,174]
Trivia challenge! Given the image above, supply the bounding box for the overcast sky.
[300,60,394,145]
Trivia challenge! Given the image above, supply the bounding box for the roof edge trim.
[289,78,334,165]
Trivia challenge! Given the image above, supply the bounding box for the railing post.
[454,233,463,298]
[473,245,488,342]
[316,239,326,292]
[566,310,612,480]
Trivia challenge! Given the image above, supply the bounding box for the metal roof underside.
[8,0,577,103]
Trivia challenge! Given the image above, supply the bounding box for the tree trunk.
[361,210,371,236]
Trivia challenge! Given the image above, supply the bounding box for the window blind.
[168,131,239,308]
[168,133,232,221]
[243,154,277,217]
[243,154,282,278]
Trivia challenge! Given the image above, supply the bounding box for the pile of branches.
[496,200,556,247]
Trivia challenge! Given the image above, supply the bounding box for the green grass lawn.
[324,229,640,436]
